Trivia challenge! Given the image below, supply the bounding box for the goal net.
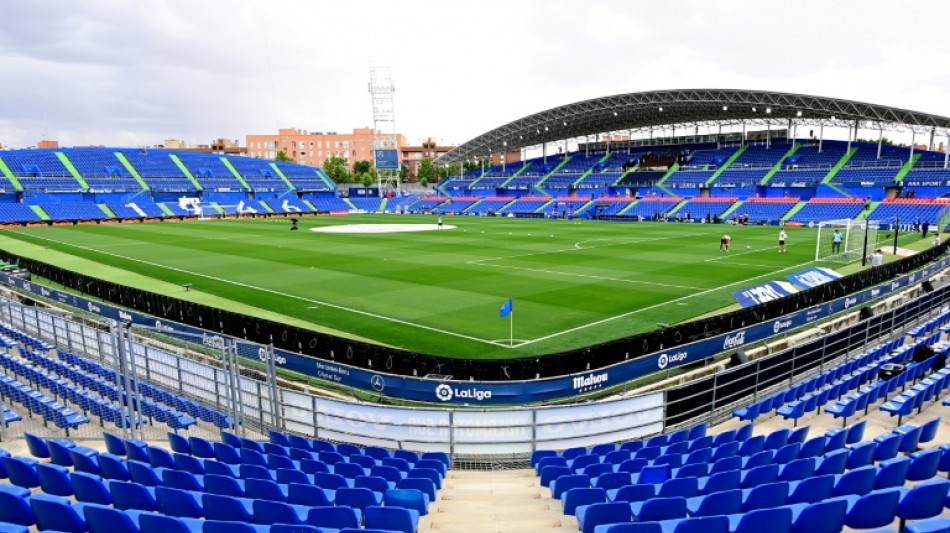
[815,219,879,263]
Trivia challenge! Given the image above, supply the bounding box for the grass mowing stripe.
[2,229,509,348]
[0,216,839,358]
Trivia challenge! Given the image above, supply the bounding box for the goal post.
[815,218,879,263]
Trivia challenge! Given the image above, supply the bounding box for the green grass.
[0,215,916,359]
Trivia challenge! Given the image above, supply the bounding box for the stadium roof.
[436,89,950,164]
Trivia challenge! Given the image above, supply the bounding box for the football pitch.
[0,215,863,358]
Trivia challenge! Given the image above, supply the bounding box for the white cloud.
[1,0,949,150]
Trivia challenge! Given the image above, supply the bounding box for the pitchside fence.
[2,277,948,461]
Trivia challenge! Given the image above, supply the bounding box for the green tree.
[275,151,294,163]
[856,137,895,146]
[353,160,374,176]
[323,156,350,183]
[436,162,460,180]
[463,160,482,173]
[399,163,409,182]
[416,158,435,188]
[360,172,374,189]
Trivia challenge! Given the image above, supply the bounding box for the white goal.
[815,218,879,263]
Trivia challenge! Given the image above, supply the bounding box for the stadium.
[3,4,950,531]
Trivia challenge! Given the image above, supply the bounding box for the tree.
[275,151,294,163]
[323,156,350,183]
[856,137,895,146]
[437,162,460,180]
[360,172,374,189]
[399,163,409,182]
[353,160,374,176]
[416,158,435,188]
[463,160,482,173]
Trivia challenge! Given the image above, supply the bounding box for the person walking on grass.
[778,228,788,253]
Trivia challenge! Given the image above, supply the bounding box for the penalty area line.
[519,258,817,347]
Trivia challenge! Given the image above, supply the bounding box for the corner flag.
[499,298,513,318]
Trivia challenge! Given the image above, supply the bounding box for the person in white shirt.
[778,229,788,253]
[871,249,883,267]
[720,234,731,251]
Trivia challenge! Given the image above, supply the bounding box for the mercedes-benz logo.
[435,384,453,402]
[370,375,385,392]
[657,353,669,369]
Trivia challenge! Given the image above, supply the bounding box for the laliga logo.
[657,351,687,369]
[773,319,793,334]
[87,301,101,314]
[844,297,858,308]
[723,331,746,350]
[434,384,454,402]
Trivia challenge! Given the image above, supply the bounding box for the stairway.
[55,152,90,189]
[894,153,923,183]
[820,147,858,184]
[0,155,23,190]
[168,154,203,190]
[114,152,151,191]
[425,469,575,533]
[759,143,801,185]
[780,200,808,222]
[705,145,748,185]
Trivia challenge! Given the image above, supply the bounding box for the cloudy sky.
[2,0,949,150]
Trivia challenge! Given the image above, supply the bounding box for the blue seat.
[788,474,834,504]
[743,481,789,511]
[565,488,608,515]
[874,433,902,462]
[841,488,901,529]
[156,486,203,518]
[398,476,436,502]
[245,478,289,502]
[846,420,867,444]
[385,488,429,516]
[364,506,418,533]
[163,469,204,491]
[103,432,128,456]
[287,483,332,507]
[253,499,308,525]
[919,417,941,445]
[789,498,847,533]
[48,439,76,466]
[128,460,162,486]
[637,464,671,485]
[699,470,740,495]
[740,464,779,489]
[69,446,100,475]
[335,487,382,512]
[896,425,924,453]
[205,474,245,496]
[903,517,950,533]
[815,448,848,476]
[99,453,131,481]
[540,465,572,487]
[0,485,34,526]
[536,456,567,475]
[148,446,176,469]
[595,472,632,490]
[36,463,73,496]
[773,442,801,465]
[83,502,139,533]
[685,488,742,517]
[728,507,793,533]
[847,441,876,470]
[202,493,253,522]
[552,474,590,499]
[610,483,654,504]
[29,493,85,533]
[657,477,697,498]
[306,506,361,530]
[779,458,815,482]
[125,439,149,462]
[174,453,206,475]
[23,432,50,458]
[188,437,215,458]
[764,428,791,450]
[3,457,38,489]
[110,480,157,511]
[832,465,876,497]
[896,478,950,531]
[630,495,687,522]
[908,448,942,481]
[876,457,911,489]
[577,502,632,533]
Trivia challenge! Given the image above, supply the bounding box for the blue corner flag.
[499,298,513,318]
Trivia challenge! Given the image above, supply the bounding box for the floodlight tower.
[369,67,399,196]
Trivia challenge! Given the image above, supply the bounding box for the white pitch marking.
[519,259,817,346]
[8,231,510,348]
